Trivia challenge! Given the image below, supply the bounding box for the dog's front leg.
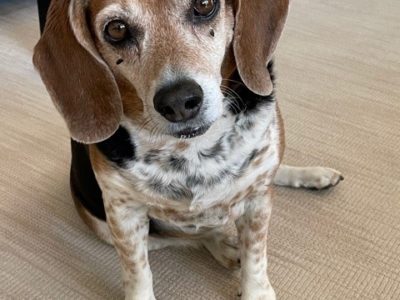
[236,190,275,300]
[105,200,155,300]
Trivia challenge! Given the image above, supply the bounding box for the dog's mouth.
[171,125,211,139]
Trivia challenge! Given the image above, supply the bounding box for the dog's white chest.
[109,106,282,231]
[95,104,282,235]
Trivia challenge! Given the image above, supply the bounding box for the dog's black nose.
[153,80,203,123]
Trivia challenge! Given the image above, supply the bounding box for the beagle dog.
[33,0,343,299]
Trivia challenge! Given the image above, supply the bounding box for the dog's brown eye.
[105,20,128,42]
[194,0,216,17]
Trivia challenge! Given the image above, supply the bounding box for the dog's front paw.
[125,286,156,300]
[126,293,156,300]
[240,285,276,300]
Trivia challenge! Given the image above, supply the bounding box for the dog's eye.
[105,20,129,43]
[194,0,216,18]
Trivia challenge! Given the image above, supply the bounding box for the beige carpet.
[1,0,399,299]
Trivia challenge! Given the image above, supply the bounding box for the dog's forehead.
[90,0,192,19]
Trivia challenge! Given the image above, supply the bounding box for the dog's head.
[33,0,289,144]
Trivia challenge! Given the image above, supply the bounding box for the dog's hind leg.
[201,231,241,270]
[273,164,344,190]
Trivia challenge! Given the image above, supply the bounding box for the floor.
[1,0,400,299]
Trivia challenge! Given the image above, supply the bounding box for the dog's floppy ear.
[233,0,289,96]
[33,0,122,144]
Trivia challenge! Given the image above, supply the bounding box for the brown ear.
[33,0,122,144]
[233,0,289,96]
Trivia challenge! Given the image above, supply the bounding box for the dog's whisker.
[221,78,246,86]
[221,85,246,113]
[222,85,246,109]
[220,84,244,103]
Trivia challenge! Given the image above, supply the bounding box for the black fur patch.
[198,138,225,160]
[186,174,206,188]
[144,150,161,164]
[96,127,135,168]
[70,141,106,220]
[239,149,258,173]
[169,156,187,171]
[237,118,255,131]
[186,169,234,189]
[227,60,276,115]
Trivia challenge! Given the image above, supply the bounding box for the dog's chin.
[170,124,211,139]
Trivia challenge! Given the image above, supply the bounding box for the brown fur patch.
[175,141,189,151]
[244,186,255,198]
[276,104,286,163]
[253,157,263,167]
[258,145,270,157]
[249,221,264,232]
[114,239,136,258]
[117,74,144,121]
[256,172,268,182]
[255,232,266,242]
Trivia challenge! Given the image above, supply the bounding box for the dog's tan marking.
[259,145,270,157]
[256,172,268,183]
[249,220,263,232]
[117,74,144,121]
[253,157,264,167]
[175,141,189,151]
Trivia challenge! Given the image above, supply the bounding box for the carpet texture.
[1,0,399,299]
